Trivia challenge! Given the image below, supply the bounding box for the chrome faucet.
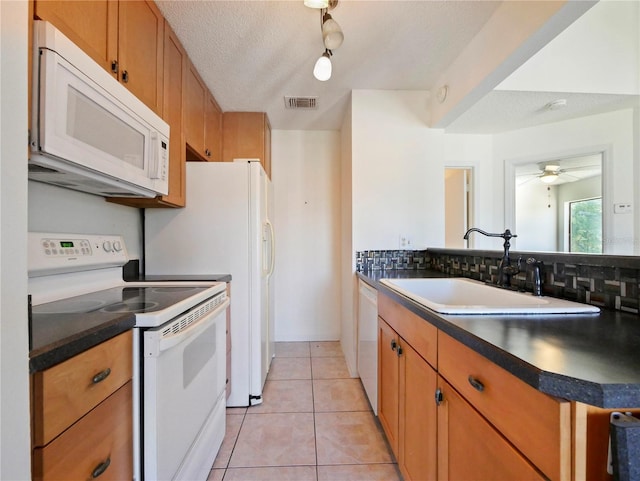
[463,228,519,287]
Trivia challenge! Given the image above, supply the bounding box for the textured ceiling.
[155,0,501,130]
[156,1,639,132]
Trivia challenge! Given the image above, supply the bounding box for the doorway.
[444,168,473,248]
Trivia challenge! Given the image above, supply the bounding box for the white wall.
[340,99,356,376]
[28,182,143,259]
[498,108,637,254]
[271,130,342,342]
[351,90,494,251]
[515,181,559,251]
[1,1,31,478]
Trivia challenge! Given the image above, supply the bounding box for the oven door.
[141,297,229,480]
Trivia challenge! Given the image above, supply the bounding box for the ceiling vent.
[284,96,318,109]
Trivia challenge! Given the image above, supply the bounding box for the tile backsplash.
[358,248,640,314]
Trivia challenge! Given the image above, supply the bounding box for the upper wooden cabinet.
[34,0,164,116]
[117,0,164,115]
[185,61,222,162]
[33,0,118,75]
[222,112,272,177]
[108,19,186,208]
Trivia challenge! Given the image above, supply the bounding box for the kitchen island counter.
[358,269,640,408]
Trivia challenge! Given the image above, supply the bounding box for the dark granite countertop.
[29,310,135,373]
[29,274,232,373]
[358,269,640,409]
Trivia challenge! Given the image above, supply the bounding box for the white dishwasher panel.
[357,279,378,414]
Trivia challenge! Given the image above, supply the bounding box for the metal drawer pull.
[397,346,403,357]
[91,457,111,478]
[122,70,129,83]
[390,339,397,351]
[92,368,111,384]
[468,375,485,392]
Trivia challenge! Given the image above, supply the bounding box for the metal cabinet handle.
[396,346,403,357]
[111,60,118,74]
[91,457,111,478]
[435,387,443,406]
[468,375,485,392]
[390,339,397,351]
[92,367,111,384]
[205,148,211,157]
[122,70,129,83]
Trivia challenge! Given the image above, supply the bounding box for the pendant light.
[304,0,329,8]
[321,12,343,50]
[313,50,332,81]
[305,0,343,81]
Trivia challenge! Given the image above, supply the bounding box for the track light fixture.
[306,0,343,81]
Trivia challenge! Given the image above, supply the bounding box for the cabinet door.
[399,341,437,481]
[204,94,222,161]
[221,112,272,177]
[117,0,164,115]
[185,61,206,157]
[34,0,118,76]
[437,378,546,481]
[378,318,400,457]
[158,21,186,207]
[32,381,133,481]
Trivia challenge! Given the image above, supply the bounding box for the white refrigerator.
[145,159,275,407]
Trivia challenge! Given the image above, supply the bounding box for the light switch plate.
[614,203,632,214]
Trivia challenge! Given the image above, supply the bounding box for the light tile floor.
[208,341,403,481]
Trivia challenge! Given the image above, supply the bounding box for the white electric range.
[28,232,228,481]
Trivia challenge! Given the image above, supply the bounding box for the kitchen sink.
[380,278,600,315]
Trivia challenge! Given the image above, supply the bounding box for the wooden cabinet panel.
[378,292,437,368]
[32,381,133,481]
[185,62,222,162]
[185,61,206,157]
[222,112,272,177]
[439,331,571,481]
[31,331,132,446]
[205,94,223,161]
[378,318,400,457]
[437,378,546,481]
[399,341,437,481]
[108,18,186,208]
[118,0,163,115]
[34,0,118,75]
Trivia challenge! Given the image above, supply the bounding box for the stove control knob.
[113,241,123,252]
[102,241,113,253]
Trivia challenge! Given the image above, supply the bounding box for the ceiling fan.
[517,161,601,185]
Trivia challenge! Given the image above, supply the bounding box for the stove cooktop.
[33,285,213,315]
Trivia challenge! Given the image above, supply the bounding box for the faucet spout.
[463,227,518,287]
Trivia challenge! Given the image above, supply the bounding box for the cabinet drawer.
[439,332,571,481]
[378,293,437,368]
[32,381,133,481]
[32,331,132,446]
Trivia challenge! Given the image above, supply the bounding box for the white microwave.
[29,21,169,198]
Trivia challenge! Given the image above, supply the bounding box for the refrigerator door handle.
[265,219,275,277]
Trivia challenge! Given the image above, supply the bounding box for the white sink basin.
[380,278,600,315]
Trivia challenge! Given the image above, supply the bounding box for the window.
[569,197,602,253]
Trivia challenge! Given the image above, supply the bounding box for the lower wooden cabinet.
[399,339,437,481]
[31,331,133,481]
[32,381,133,481]
[437,378,546,481]
[377,292,573,481]
[378,317,437,481]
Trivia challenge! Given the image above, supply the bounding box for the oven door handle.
[146,298,229,357]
